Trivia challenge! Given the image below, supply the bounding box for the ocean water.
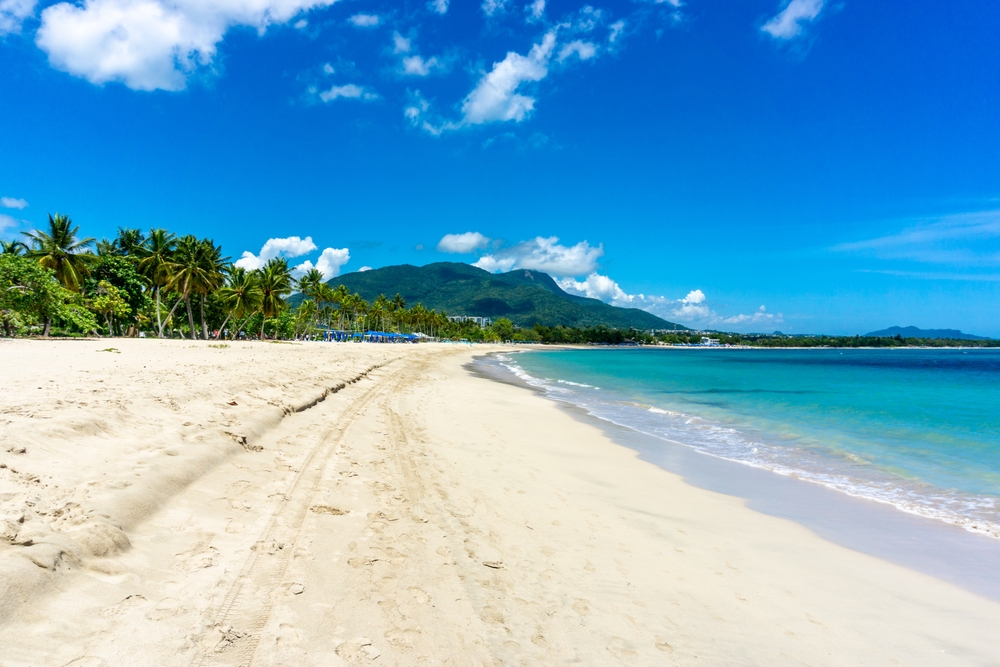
[490,348,1000,539]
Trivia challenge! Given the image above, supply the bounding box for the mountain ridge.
[864,326,991,340]
[307,262,685,330]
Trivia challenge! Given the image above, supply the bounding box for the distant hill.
[301,262,685,330]
[865,326,991,341]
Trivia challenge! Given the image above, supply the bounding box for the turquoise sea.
[493,348,1000,538]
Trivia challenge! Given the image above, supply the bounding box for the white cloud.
[235,235,317,271]
[34,0,336,91]
[525,0,543,21]
[402,54,442,76]
[482,0,507,17]
[0,213,22,238]
[322,62,334,75]
[557,275,784,329]
[473,236,603,277]
[392,31,411,53]
[320,83,377,102]
[558,40,596,62]
[608,19,624,44]
[293,18,306,28]
[437,232,491,254]
[832,211,1000,267]
[428,0,447,14]
[294,247,350,280]
[348,12,378,27]
[671,289,711,320]
[1,196,28,210]
[556,273,635,307]
[358,265,372,272]
[472,255,516,273]
[722,305,779,325]
[461,31,555,125]
[0,0,36,35]
[761,0,824,40]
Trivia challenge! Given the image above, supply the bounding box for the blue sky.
[2,0,999,335]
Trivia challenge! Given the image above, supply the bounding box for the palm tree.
[1,240,27,255]
[96,238,117,256]
[114,228,145,256]
[23,213,96,336]
[372,294,390,332]
[137,229,177,338]
[258,258,293,339]
[23,213,95,292]
[331,284,349,329]
[164,235,213,339]
[391,293,406,332]
[216,266,262,339]
[294,299,318,338]
[296,268,325,300]
[195,239,228,339]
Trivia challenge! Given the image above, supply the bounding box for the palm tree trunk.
[200,296,208,340]
[165,293,186,326]
[231,310,258,340]
[155,286,164,338]
[260,316,266,340]
[216,315,232,339]
[186,297,197,340]
[42,318,52,337]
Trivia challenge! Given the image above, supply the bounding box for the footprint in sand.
[409,587,430,604]
[99,594,147,618]
[572,599,590,615]
[335,637,380,661]
[146,597,182,621]
[606,637,638,658]
[654,636,674,652]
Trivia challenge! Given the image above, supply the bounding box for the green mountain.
[865,326,991,341]
[306,262,685,330]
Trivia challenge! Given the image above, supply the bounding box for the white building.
[447,315,493,327]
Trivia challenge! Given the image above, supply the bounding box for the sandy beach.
[1,339,999,666]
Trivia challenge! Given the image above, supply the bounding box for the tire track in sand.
[193,360,407,667]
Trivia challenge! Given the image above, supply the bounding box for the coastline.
[1,339,998,665]
[472,351,1000,601]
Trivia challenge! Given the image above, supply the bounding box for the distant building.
[700,337,721,346]
[447,315,493,327]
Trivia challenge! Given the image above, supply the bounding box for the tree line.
[0,214,515,341]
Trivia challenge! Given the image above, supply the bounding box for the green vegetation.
[298,262,685,330]
[5,213,992,346]
[0,215,524,341]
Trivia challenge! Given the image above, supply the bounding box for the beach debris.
[310,505,347,515]
[223,431,262,452]
[228,401,238,406]
[287,582,305,595]
[7,446,26,455]
[482,560,506,569]
[213,626,246,653]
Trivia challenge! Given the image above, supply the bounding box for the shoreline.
[1,339,999,665]
[472,352,1000,601]
[475,349,1000,601]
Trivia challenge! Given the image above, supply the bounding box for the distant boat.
[864,326,991,341]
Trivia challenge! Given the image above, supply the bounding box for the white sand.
[1,338,998,666]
